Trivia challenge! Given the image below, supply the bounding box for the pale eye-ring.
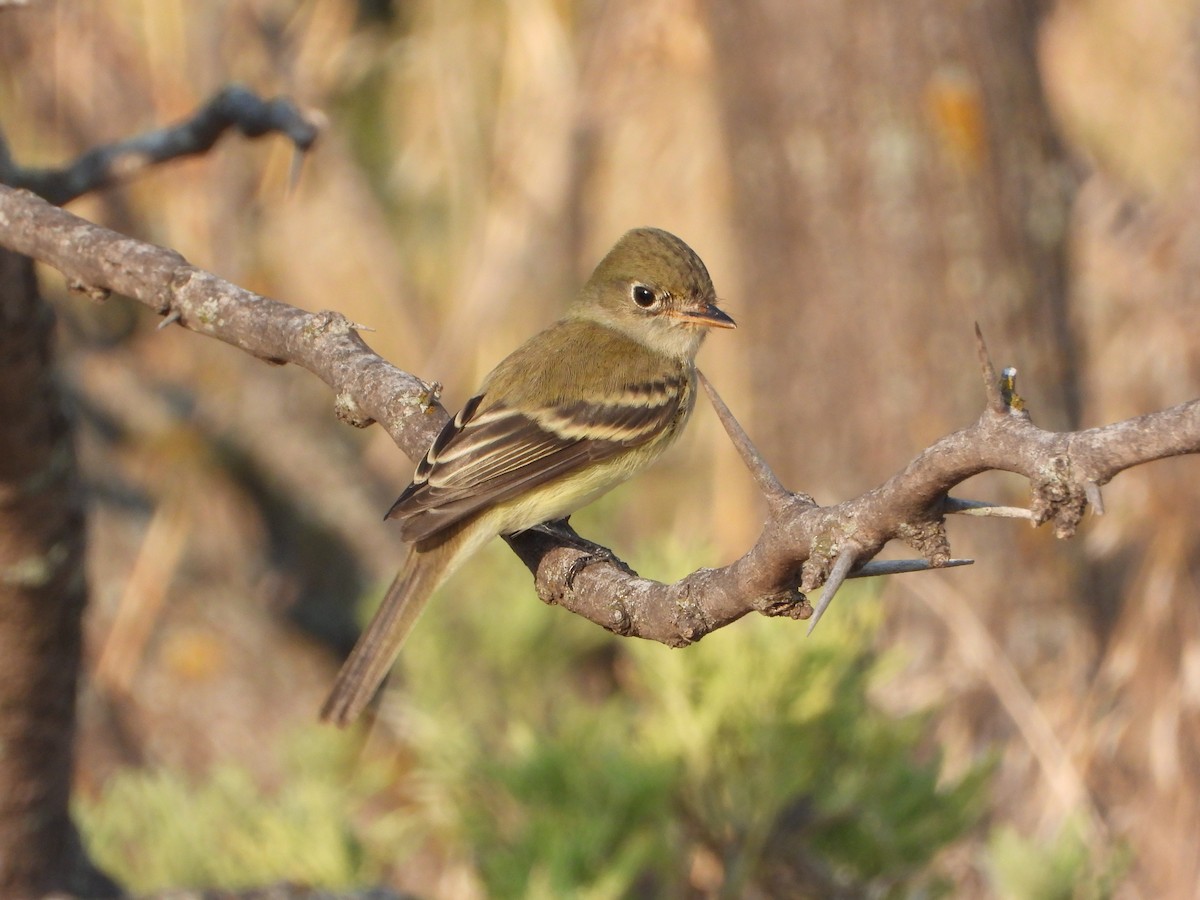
[631,284,657,308]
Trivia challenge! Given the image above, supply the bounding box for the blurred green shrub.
[397,538,992,897]
[987,816,1128,900]
[78,536,994,896]
[76,729,396,890]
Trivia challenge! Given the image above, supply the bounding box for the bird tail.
[319,525,483,727]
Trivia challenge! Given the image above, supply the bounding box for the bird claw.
[524,519,623,588]
[566,547,620,589]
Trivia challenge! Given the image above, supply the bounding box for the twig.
[94,499,190,697]
[906,576,1110,848]
[8,85,319,205]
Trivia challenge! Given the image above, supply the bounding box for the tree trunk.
[701,0,1103,885]
[0,230,118,893]
[703,0,1076,492]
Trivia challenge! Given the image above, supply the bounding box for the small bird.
[320,227,735,726]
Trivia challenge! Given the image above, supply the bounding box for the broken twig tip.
[1000,366,1025,412]
[419,381,443,413]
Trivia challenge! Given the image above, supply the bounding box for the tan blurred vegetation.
[2,0,1199,896]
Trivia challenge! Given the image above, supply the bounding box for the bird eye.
[632,284,656,308]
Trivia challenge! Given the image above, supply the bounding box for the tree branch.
[6,85,318,206]
[0,184,445,460]
[1,185,1198,649]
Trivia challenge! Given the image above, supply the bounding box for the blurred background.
[2,0,1198,896]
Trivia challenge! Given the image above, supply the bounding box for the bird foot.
[527,518,623,588]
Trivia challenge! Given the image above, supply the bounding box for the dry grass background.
[2,0,1199,896]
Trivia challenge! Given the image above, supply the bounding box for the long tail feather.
[320,543,449,727]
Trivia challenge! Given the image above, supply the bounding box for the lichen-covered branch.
[1,185,1198,651]
[0,184,445,460]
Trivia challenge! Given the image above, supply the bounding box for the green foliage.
[76,728,396,892]
[628,599,990,894]
[78,537,995,896]
[986,817,1129,900]
[397,537,992,897]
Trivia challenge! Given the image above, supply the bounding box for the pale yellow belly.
[487,435,674,537]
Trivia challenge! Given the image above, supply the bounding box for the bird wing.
[386,374,689,543]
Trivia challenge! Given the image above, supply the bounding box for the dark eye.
[632,285,656,308]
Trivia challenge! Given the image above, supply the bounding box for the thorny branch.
[1,185,1199,648]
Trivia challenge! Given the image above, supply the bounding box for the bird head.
[574,227,735,360]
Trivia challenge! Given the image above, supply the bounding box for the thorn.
[944,497,1034,519]
[849,558,973,577]
[287,148,306,194]
[157,309,182,330]
[808,555,974,634]
[974,323,1005,414]
[1084,481,1105,516]
[807,547,857,636]
[698,369,792,508]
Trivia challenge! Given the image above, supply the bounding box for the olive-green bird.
[321,227,735,726]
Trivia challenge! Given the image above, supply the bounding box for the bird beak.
[668,302,736,329]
